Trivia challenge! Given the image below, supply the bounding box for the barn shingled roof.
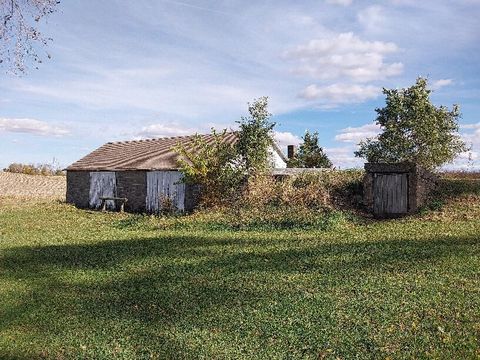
[67,132,287,171]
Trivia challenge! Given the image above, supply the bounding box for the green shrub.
[174,130,242,207]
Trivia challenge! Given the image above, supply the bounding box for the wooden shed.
[363,163,437,218]
[66,132,288,213]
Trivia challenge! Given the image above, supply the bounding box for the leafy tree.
[236,96,276,175]
[288,130,332,168]
[175,97,277,207]
[355,77,467,169]
[174,129,241,206]
[1,0,60,73]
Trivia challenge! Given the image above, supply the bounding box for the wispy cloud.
[300,84,380,104]
[325,0,353,6]
[136,122,201,139]
[0,118,70,137]
[274,131,302,147]
[325,146,363,168]
[357,5,385,32]
[335,123,381,143]
[431,79,453,90]
[285,32,402,83]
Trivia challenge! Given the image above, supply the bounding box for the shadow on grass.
[1,232,479,358]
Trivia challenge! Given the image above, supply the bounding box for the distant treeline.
[3,163,65,176]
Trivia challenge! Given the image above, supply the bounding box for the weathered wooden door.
[89,171,117,209]
[373,173,408,216]
[146,171,185,213]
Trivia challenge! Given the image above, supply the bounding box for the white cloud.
[136,123,201,138]
[459,122,480,168]
[326,0,353,6]
[431,79,453,90]
[325,146,363,168]
[461,123,480,150]
[135,121,236,139]
[299,83,380,104]
[335,123,381,143]
[285,32,403,83]
[461,122,480,130]
[134,121,237,139]
[0,118,70,137]
[274,131,302,147]
[357,6,386,32]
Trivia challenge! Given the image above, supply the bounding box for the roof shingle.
[67,132,241,171]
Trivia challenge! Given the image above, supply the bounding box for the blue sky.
[1,0,480,169]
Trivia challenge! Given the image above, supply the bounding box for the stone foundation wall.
[414,167,439,210]
[116,171,147,213]
[66,170,200,213]
[66,171,90,208]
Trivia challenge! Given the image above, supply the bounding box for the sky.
[1,0,480,169]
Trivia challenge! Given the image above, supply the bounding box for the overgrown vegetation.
[175,98,342,218]
[1,176,479,358]
[287,130,332,168]
[3,162,64,176]
[176,170,363,231]
[174,130,241,207]
[355,77,468,169]
[175,97,279,208]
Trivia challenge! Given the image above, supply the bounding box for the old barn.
[66,133,288,213]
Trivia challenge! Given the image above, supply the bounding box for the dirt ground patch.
[0,172,66,200]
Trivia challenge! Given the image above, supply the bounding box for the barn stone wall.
[66,170,200,213]
[66,170,90,208]
[116,171,147,213]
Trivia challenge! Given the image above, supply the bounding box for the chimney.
[287,145,297,159]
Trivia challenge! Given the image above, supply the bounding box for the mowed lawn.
[1,188,479,359]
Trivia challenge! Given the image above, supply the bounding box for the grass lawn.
[1,181,480,359]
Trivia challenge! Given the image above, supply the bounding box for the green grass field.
[1,180,480,359]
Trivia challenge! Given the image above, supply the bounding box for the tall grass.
[179,170,365,231]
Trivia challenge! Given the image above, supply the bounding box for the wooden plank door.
[89,171,117,209]
[373,173,408,216]
[146,171,186,213]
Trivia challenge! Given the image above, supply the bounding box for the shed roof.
[67,132,287,171]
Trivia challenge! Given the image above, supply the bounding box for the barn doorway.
[146,171,185,213]
[373,173,408,216]
[89,171,117,210]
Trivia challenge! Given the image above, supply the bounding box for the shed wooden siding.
[146,171,185,213]
[373,173,408,215]
[89,171,117,209]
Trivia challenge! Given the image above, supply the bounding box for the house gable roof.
[67,132,287,171]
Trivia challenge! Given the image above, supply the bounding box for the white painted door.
[89,171,117,209]
[146,171,185,213]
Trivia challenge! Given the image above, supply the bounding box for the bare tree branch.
[0,0,60,74]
